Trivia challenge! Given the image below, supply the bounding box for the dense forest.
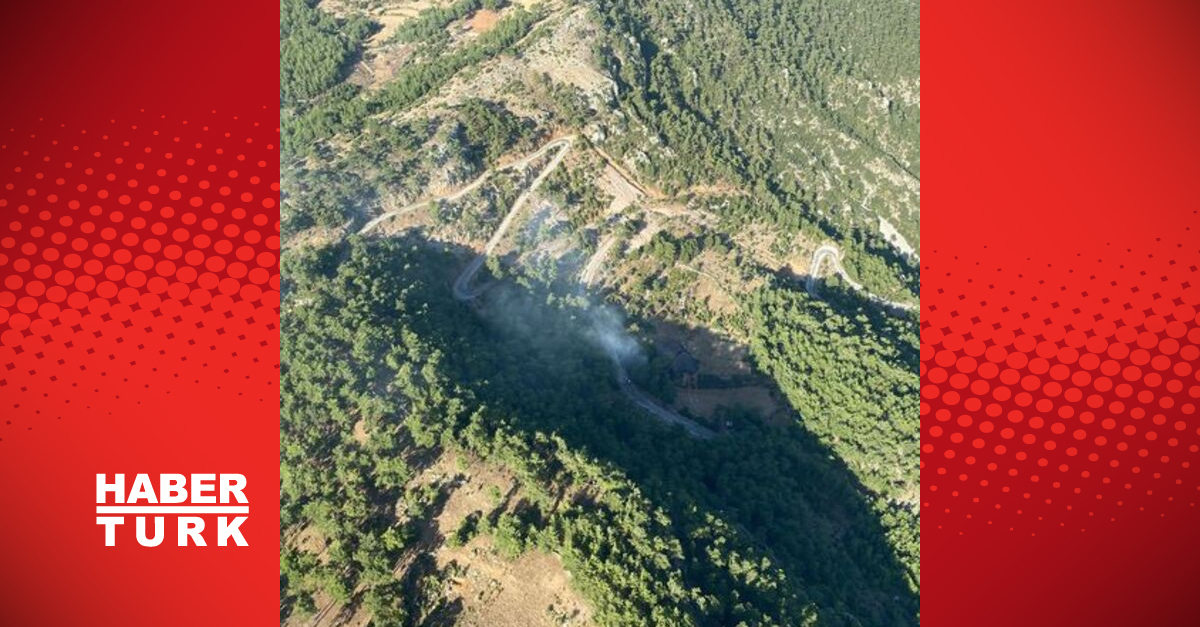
[280,0,919,624]
[594,0,920,244]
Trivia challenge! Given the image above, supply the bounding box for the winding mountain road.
[609,347,716,439]
[580,235,618,286]
[806,244,864,294]
[441,136,712,438]
[807,243,917,312]
[452,137,574,300]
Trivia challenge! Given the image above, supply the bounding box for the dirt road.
[360,136,576,236]
[807,244,917,312]
[452,137,574,300]
[444,137,713,438]
[580,235,617,285]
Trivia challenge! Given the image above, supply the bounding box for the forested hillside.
[594,0,920,257]
[282,238,917,626]
[280,0,919,625]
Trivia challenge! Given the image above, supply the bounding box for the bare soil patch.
[597,164,642,215]
[468,8,500,33]
[692,273,739,316]
[428,451,595,627]
[437,539,591,627]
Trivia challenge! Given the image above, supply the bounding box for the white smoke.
[584,305,643,367]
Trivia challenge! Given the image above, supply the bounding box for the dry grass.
[398,6,613,121]
[437,539,591,627]
[427,451,595,627]
[352,419,370,445]
[284,449,594,627]
[597,164,643,216]
[468,8,501,33]
[676,386,781,422]
[692,274,739,316]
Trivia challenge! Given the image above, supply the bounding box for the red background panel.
[0,2,279,625]
[0,1,278,119]
[926,0,1200,624]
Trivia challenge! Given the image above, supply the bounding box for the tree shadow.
[399,553,465,627]
[312,233,919,626]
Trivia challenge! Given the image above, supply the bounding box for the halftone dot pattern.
[0,110,280,443]
[921,225,1200,534]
